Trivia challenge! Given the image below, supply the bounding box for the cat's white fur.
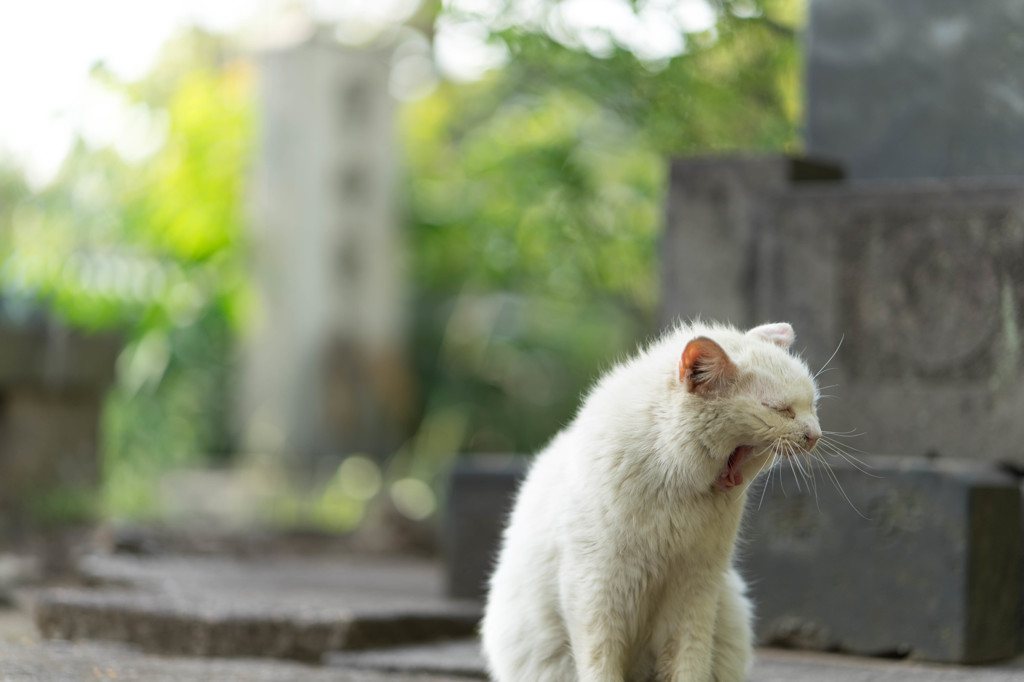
[481,321,821,682]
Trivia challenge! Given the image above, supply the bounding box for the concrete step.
[0,638,471,682]
[34,554,480,663]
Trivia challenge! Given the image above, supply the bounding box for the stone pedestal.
[442,456,527,600]
[0,320,120,536]
[744,456,1020,663]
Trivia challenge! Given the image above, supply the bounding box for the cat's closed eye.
[763,403,795,419]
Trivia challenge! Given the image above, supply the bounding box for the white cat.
[481,321,821,682]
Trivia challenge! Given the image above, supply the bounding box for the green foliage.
[400,0,803,461]
[0,28,253,517]
[0,1,803,522]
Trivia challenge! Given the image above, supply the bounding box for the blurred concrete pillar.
[243,32,412,465]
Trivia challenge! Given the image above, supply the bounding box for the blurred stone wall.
[806,0,1024,180]
[0,320,120,537]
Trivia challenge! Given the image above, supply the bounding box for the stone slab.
[443,456,528,600]
[0,639,471,682]
[327,638,486,677]
[753,648,1024,682]
[11,571,1024,681]
[743,456,1020,663]
[34,554,480,663]
[328,636,1024,682]
[751,180,1024,466]
[806,0,1024,180]
[8,636,1024,682]
[659,156,841,330]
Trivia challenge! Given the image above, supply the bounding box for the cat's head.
[678,322,821,493]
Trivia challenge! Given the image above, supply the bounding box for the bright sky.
[0,0,715,189]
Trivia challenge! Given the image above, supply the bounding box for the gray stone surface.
[743,456,1020,663]
[751,179,1024,465]
[35,554,480,663]
[659,156,841,330]
[806,0,1024,180]
[0,639,471,681]
[9,636,1024,682]
[326,636,1024,682]
[443,456,527,600]
[753,648,1024,682]
[328,638,486,677]
[10,554,1024,680]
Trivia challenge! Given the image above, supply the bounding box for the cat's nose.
[804,431,820,451]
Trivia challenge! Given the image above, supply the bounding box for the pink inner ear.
[680,337,737,392]
[748,322,795,349]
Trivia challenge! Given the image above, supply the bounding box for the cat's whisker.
[762,439,785,504]
[789,443,808,480]
[823,428,864,438]
[819,435,871,456]
[793,444,819,504]
[797,445,822,510]
[814,334,844,379]
[821,449,882,480]
[776,441,789,497]
[785,444,803,493]
[817,436,867,461]
[809,451,870,519]
[755,440,782,511]
[818,438,881,477]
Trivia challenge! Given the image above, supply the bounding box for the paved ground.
[331,639,1024,681]
[35,554,480,661]
[0,639,470,682]
[7,550,1024,681]
[8,627,1024,681]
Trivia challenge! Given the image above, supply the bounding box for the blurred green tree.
[0,0,803,523]
[0,29,253,518]
[396,0,803,475]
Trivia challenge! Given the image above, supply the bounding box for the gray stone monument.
[806,0,1024,180]
[243,32,412,464]
[656,157,1024,662]
[752,180,1024,466]
[660,157,841,330]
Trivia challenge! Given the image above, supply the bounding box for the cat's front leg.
[570,626,629,682]
[560,562,634,682]
[709,568,753,682]
[654,576,720,682]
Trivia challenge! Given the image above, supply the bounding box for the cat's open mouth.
[714,445,756,492]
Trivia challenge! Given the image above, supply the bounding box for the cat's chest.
[614,491,744,563]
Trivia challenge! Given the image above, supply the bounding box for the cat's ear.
[679,337,737,394]
[747,322,795,349]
